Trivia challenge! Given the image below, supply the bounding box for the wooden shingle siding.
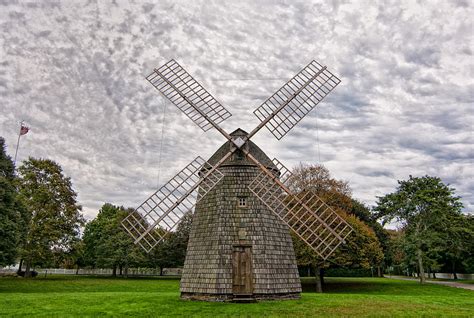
[180,129,302,301]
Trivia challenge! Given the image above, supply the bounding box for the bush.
[325,267,373,277]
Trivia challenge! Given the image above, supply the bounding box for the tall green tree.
[383,229,407,275]
[374,175,463,283]
[350,199,390,275]
[437,213,474,277]
[0,137,24,266]
[83,203,146,276]
[16,158,84,277]
[148,211,193,275]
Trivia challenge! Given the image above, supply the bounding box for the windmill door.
[232,245,253,295]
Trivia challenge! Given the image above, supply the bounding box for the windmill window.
[238,197,247,207]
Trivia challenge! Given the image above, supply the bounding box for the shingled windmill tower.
[180,128,302,300]
[122,59,353,301]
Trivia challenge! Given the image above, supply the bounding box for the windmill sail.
[122,156,224,252]
[248,158,352,260]
[253,60,340,140]
[146,59,232,132]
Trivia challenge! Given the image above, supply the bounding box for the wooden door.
[232,245,253,295]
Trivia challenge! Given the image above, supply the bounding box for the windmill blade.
[122,156,225,252]
[250,60,341,140]
[248,158,352,260]
[146,59,232,135]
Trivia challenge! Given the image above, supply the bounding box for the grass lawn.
[0,275,473,317]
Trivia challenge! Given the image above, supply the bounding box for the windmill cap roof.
[229,128,248,137]
[207,128,277,170]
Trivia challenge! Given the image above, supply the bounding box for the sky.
[1,0,473,221]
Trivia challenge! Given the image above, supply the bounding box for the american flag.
[20,125,29,136]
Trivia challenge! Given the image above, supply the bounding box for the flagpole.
[14,121,24,165]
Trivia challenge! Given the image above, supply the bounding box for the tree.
[374,175,463,283]
[459,214,474,273]
[16,158,84,277]
[83,203,146,276]
[83,204,192,276]
[288,163,384,292]
[288,163,352,212]
[384,229,407,276]
[350,199,390,275]
[331,212,384,272]
[58,238,85,274]
[437,213,474,278]
[0,137,24,266]
[148,211,193,275]
[291,207,383,292]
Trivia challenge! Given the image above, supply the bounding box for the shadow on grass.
[300,277,455,296]
[301,277,389,294]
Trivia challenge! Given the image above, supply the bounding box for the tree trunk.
[119,265,123,276]
[417,249,425,284]
[112,266,117,277]
[160,267,163,276]
[377,266,382,277]
[452,261,458,280]
[18,259,23,273]
[75,265,79,275]
[313,265,323,293]
[24,260,32,278]
[124,265,129,278]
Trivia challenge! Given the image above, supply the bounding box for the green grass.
[0,275,473,317]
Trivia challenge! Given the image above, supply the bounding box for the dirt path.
[385,275,474,291]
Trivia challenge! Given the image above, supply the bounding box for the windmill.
[122,59,353,301]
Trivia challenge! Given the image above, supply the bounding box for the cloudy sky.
[1,0,473,221]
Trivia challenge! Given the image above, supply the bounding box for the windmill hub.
[231,136,246,149]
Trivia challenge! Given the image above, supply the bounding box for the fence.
[1,267,472,280]
[0,267,183,276]
[416,273,474,280]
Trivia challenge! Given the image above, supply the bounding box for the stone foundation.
[181,292,300,302]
